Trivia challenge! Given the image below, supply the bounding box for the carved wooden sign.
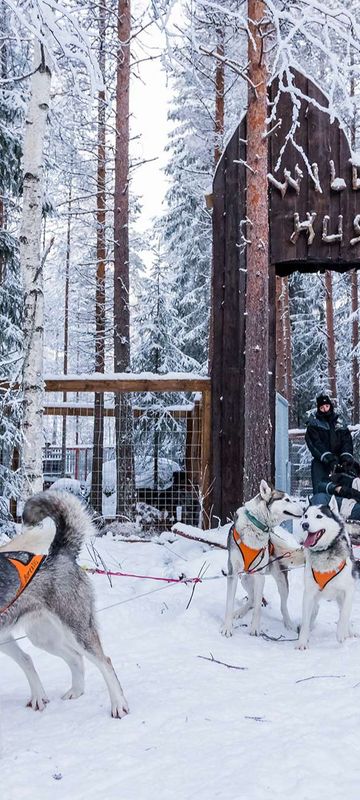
[269,71,360,271]
[210,69,359,523]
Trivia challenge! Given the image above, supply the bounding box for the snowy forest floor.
[2,527,360,800]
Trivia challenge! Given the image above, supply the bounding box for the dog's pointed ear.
[260,480,272,503]
[328,494,338,515]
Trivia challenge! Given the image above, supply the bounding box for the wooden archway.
[209,70,360,523]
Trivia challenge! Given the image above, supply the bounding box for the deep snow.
[2,526,360,800]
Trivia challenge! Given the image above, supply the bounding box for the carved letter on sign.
[290,212,317,245]
[311,163,322,194]
[350,214,360,246]
[329,161,346,191]
[322,214,343,243]
[267,164,303,197]
[352,165,360,191]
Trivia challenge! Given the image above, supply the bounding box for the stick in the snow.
[295,674,345,684]
[172,527,227,550]
[186,561,208,609]
[197,653,248,670]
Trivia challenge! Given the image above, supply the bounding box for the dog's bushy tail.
[22,490,96,560]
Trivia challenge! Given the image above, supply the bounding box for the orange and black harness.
[0,552,46,614]
[231,510,271,573]
[312,560,346,591]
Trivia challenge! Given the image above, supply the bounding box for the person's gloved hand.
[340,454,355,467]
[330,473,353,489]
[322,453,338,467]
[337,486,354,499]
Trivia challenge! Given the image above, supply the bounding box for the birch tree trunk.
[243,0,271,500]
[61,180,72,479]
[19,42,51,501]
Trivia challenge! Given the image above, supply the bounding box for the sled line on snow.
[83,548,301,585]
[84,567,203,584]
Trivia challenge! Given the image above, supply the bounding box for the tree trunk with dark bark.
[214,27,225,166]
[276,275,286,398]
[91,0,107,517]
[243,0,271,500]
[113,0,136,519]
[324,270,337,401]
[351,270,359,424]
[283,276,293,422]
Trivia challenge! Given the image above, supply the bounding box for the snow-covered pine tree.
[132,244,200,503]
[159,74,214,372]
[157,0,247,373]
[288,272,328,426]
[0,14,25,506]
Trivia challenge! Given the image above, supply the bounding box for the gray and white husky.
[297,494,356,649]
[0,490,129,718]
[221,480,304,637]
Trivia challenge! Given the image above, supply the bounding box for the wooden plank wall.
[269,71,360,272]
[210,120,247,523]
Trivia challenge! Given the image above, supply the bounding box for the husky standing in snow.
[297,494,356,649]
[0,490,129,718]
[221,480,304,638]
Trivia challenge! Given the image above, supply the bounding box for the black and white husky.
[297,494,356,649]
[0,491,129,718]
[221,480,304,637]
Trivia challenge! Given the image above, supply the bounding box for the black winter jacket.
[305,411,353,464]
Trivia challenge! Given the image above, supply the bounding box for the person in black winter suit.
[305,393,354,493]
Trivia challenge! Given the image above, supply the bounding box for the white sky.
[131,45,171,229]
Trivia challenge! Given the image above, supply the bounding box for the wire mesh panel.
[41,383,210,531]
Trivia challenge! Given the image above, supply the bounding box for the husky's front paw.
[249,626,261,637]
[62,688,84,701]
[295,642,308,650]
[283,618,298,632]
[111,697,129,719]
[337,630,350,643]
[27,695,49,711]
[220,623,233,637]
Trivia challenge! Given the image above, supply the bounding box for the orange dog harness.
[0,552,46,613]
[233,528,267,572]
[312,560,346,591]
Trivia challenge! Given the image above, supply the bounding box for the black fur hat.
[316,393,333,411]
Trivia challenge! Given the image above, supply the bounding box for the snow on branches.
[2,0,102,96]
[152,0,360,175]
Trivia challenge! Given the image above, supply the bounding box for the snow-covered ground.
[2,526,360,800]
